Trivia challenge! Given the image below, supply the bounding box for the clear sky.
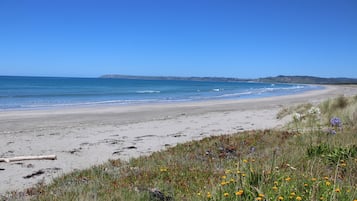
[0,0,356,78]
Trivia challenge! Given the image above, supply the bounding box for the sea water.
[0,76,321,110]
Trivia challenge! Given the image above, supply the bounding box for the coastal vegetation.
[3,95,357,201]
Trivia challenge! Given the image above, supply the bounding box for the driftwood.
[0,155,57,163]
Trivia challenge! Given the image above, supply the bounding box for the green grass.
[3,96,357,201]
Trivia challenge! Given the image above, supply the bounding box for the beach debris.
[66,148,82,154]
[125,146,137,149]
[23,170,45,179]
[0,155,57,163]
[112,151,122,155]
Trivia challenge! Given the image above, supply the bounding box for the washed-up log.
[0,155,57,163]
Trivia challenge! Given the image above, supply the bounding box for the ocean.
[0,76,321,110]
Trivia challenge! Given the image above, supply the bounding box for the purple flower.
[330,117,342,127]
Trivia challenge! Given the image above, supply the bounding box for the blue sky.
[0,0,356,78]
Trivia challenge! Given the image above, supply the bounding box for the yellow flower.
[243,159,248,163]
[197,192,201,196]
[324,176,329,180]
[207,192,211,199]
[256,197,262,201]
[242,173,246,177]
[285,177,291,181]
[311,177,317,181]
[224,192,229,197]
[258,193,265,197]
[296,196,302,201]
[235,190,244,196]
[290,192,296,196]
[340,162,347,167]
[320,197,324,200]
[225,169,232,174]
[325,181,331,186]
[278,196,284,200]
[221,175,227,179]
[159,167,168,172]
[335,188,341,193]
[230,178,235,183]
[221,181,227,186]
[274,181,279,185]
[272,186,278,191]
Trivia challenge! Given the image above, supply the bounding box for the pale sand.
[0,85,356,194]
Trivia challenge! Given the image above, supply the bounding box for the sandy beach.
[1,85,356,194]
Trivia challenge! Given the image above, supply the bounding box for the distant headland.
[100,74,357,85]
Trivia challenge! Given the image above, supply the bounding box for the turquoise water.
[0,76,321,110]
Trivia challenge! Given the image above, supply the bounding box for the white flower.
[308,107,320,116]
[293,112,301,121]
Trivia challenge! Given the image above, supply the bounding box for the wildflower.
[241,173,246,177]
[225,169,231,174]
[320,197,324,200]
[235,190,244,196]
[324,176,329,180]
[256,197,262,201]
[272,186,278,191]
[243,159,248,163]
[207,192,212,199]
[304,183,308,187]
[258,193,265,197]
[285,177,291,181]
[340,162,347,167]
[325,181,331,186]
[296,196,302,200]
[330,117,342,127]
[224,192,229,197]
[335,188,341,193]
[278,196,284,200]
[290,192,296,196]
[274,181,279,185]
[230,178,235,183]
[221,175,227,179]
[308,107,321,115]
[293,112,302,121]
[159,167,168,172]
[221,181,227,186]
[311,177,317,181]
[197,192,201,196]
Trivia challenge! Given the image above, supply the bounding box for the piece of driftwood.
[0,155,57,163]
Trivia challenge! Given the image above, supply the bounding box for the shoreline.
[1,85,356,194]
[0,83,320,112]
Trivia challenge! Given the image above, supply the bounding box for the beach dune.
[0,85,356,194]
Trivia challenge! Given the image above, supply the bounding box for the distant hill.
[100,74,357,84]
[100,74,251,82]
[256,75,357,84]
